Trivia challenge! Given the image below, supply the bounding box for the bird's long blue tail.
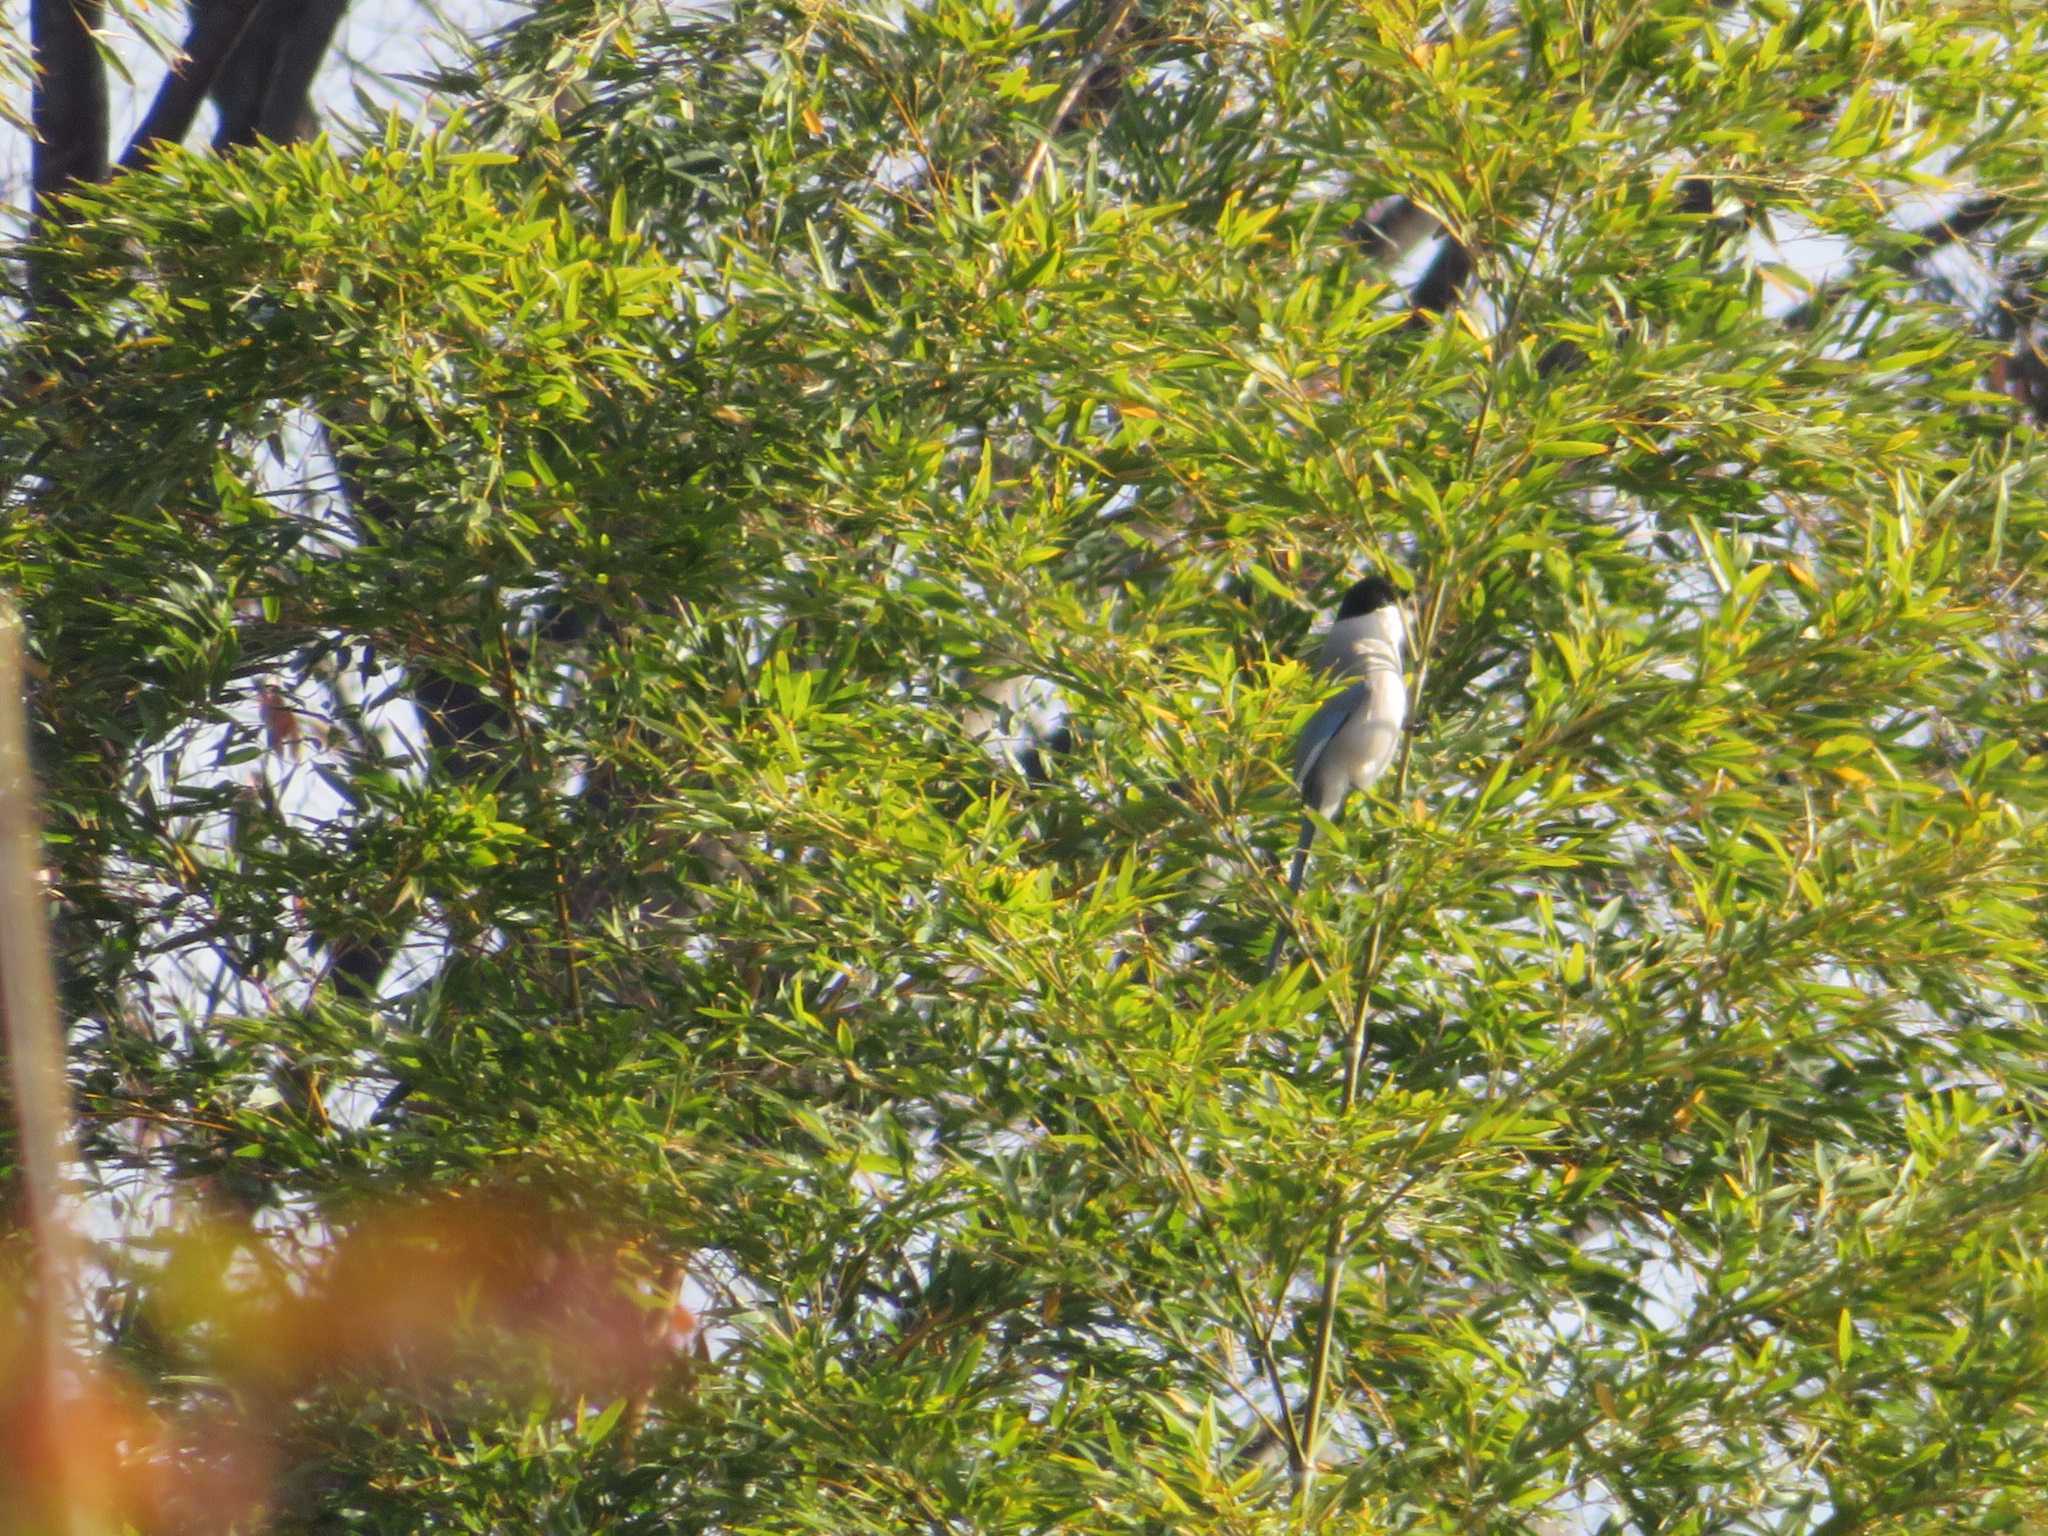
[1264,816,1317,977]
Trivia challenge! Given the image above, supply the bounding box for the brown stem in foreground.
[0,607,85,1536]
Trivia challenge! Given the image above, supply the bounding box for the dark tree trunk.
[29,0,109,218]
[211,0,351,148]
[30,0,354,295]
[121,0,266,168]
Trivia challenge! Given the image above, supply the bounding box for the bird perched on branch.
[1268,573,1410,971]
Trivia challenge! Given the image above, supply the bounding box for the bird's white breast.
[1318,608,1406,680]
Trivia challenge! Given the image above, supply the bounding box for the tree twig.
[1781,195,2011,331]
[1016,0,1139,199]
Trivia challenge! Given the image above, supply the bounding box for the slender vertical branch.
[0,606,84,1536]
[493,622,587,1030]
[1292,191,1564,1507]
[1290,574,1454,1513]
[1147,1094,1306,1474]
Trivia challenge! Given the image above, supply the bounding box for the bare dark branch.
[1018,0,1139,197]
[120,0,266,169]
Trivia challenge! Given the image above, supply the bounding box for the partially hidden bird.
[1268,574,1410,971]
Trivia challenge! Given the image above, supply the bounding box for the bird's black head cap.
[1336,573,1400,619]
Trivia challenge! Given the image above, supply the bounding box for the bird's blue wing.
[1294,683,1367,813]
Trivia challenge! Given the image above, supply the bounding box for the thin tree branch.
[1017,0,1138,198]
[1292,580,1447,1493]
[1149,1094,1306,1475]
[1294,202,1562,1495]
[1782,195,2011,330]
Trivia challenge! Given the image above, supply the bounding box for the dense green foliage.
[6,0,2048,1529]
